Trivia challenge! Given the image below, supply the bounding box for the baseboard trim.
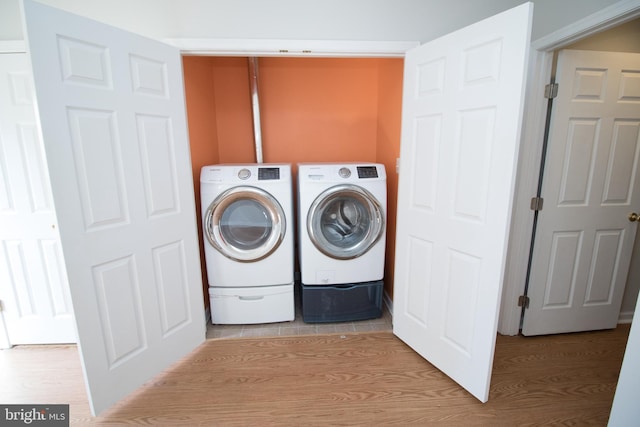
[618,311,634,324]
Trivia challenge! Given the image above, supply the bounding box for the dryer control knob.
[338,167,351,178]
[238,168,251,180]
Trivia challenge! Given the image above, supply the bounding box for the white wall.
[0,0,625,43]
[0,0,23,40]
[566,18,640,53]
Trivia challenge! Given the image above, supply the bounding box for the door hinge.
[544,83,559,99]
[530,196,544,211]
[518,295,530,309]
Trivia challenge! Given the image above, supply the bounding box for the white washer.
[201,164,294,324]
[298,163,387,285]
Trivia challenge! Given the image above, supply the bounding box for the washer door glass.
[308,184,384,260]
[205,186,285,262]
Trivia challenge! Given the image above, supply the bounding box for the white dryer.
[297,163,386,322]
[201,164,294,324]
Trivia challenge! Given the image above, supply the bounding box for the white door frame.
[163,38,418,57]
[498,0,640,336]
[0,41,26,54]
[0,40,26,349]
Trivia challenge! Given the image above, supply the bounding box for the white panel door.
[393,3,532,403]
[0,52,75,345]
[522,50,640,336]
[23,0,205,415]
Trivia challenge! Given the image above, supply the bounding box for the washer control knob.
[238,168,251,180]
[338,167,351,178]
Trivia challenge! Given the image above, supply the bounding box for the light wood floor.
[0,325,630,426]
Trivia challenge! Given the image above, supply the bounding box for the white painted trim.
[0,311,12,349]
[163,38,419,57]
[499,49,554,336]
[0,41,23,349]
[0,40,26,53]
[532,0,640,51]
[497,0,640,336]
[619,310,634,324]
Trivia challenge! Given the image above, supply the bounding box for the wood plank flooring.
[0,325,630,426]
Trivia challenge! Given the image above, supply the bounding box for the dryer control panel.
[357,166,379,179]
[258,167,280,180]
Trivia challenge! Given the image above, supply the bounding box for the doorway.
[555,18,640,326]
[499,11,640,336]
[523,46,640,335]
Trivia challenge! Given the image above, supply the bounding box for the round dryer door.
[307,184,385,260]
[204,186,286,262]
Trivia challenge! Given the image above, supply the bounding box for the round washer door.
[307,184,384,260]
[204,186,286,262]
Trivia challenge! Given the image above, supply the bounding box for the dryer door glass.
[220,200,272,250]
[308,184,384,260]
[205,187,285,262]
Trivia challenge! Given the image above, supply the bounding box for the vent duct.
[248,57,263,163]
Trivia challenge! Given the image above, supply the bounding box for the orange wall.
[211,58,256,163]
[259,58,379,166]
[183,56,403,303]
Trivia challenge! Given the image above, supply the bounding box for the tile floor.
[206,295,393,340]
